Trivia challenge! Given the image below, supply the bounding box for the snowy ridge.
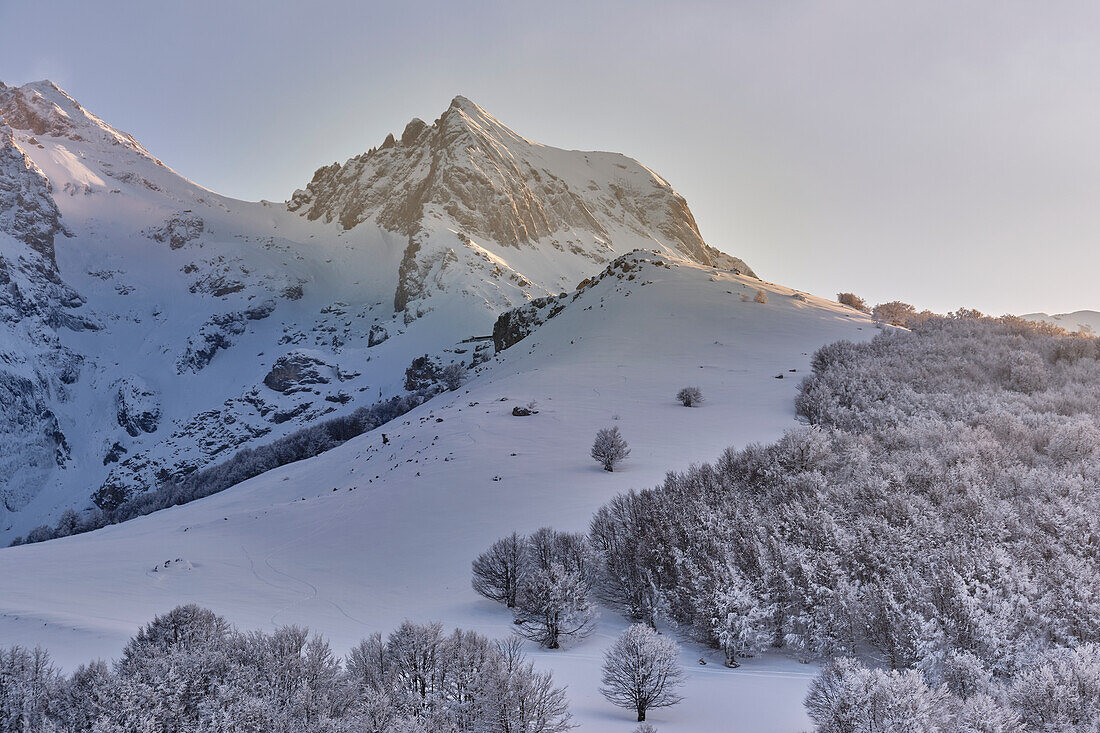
[0,81,757,541]
[1023,310,1100,335]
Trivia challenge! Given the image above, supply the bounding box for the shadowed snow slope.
[0,252,875,731]
[0,81,754,540]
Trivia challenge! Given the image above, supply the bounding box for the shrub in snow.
[600,624,684,722]
[440,362,466,391]
[591,426,630,471]
[753,288,768,304]
[634,725,659,733]
[871,300,935,327]
[676,386,703,407]
[837,292,870,312]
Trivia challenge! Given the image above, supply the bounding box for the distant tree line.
[0,605,572,733]
[12,391,430,547]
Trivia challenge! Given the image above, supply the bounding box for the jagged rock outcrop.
[493,250,675,352]
[115,378,161,436]
[146,212,203,250]
[263,351,340,393]
[0,119,90,516]
[368,324,389,347]
[0,125,65,265]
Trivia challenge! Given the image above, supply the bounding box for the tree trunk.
[637,705,646,722]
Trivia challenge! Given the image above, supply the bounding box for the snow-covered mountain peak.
[0,80,152,159]
[289,94,754,319]
[438,94,532,149]
[0,83,759,540]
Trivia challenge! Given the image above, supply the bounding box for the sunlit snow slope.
[1023,310,1100,335]
[0,252,876,731]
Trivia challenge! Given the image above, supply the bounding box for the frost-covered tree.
[706,574,774,667]
[0,646,62,733]
[600,624,684,722]
[1010,644,1100,731]
[577,315,1100,725]
[472,531,527,608]
[514,562,598,649]
[475,638,573,733]
[591,426,630,471]
[676,386,703,407]
[525,527,597,594]
[805,658,955,732]
[4,608,575,732]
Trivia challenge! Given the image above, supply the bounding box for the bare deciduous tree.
[600,624,684,722]
[472,532,526,608]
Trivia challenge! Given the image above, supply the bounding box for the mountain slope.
[1023,310,1100,335]
[0,82,755,539]
[0,251,876,731]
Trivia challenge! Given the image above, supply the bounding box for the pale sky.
[2,0,1098,315]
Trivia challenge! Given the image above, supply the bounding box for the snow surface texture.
[0,81,755,541]
[0,251,877,731]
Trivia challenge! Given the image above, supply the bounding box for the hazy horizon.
[2,0,1097,316]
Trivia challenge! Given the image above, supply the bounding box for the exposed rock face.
[146,212,203,250]
[115,378,161,437]
[493,250,676,352]
[177,312,248,373]
[403,354,442,391]
[493,293,569,352]
[368,324,389,347]
[0,120,90,515]
[263,351,339,393]
[0,125,65,265]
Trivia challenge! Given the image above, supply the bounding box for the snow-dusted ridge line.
[0,80,758,538]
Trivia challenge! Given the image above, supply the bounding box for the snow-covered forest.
[568,314,1100,729]
[0,605,573,733]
